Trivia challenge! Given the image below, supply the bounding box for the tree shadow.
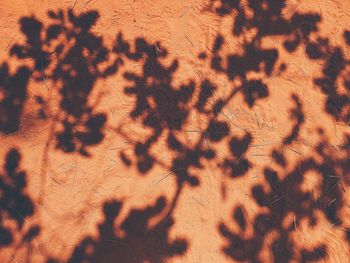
[310,39,350,123]
[111,2,350,261]
[0,63,31,134]
[204,1,349,261]
[0,148,39,252]
[203,0,350,262]
[114,34,232,190]
[222,132,253,178]
[47,197,187,263]
[218,95,349,261]
[205,0,322,108]
[9,9,122,156]
[0,2,349,262]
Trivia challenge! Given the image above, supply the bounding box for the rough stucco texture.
[0,0,349,262]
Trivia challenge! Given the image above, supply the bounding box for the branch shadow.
[0,2,349,262]
[47,197,187,263]
[9,9,122,156]
[0,148,39,254]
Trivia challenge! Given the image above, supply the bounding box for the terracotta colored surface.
[0,0,349,262]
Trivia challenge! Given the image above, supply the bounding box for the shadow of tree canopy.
[207,0,349,123]
[113,34,233,192]
[0,64,31,134]
[8,9,122,156]
[56,197,188,263]
[0,148,39,253]
[203,0,323,106]
[203,1,350,262]
[219,120,349,262]
[111,2,349,259]
[309,38,350,123]
[0,1,349,262]
[45,195,188,262]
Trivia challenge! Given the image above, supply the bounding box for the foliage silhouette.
[217,92,348,262]
[0,2,349,262]
[10,9,122,156]
[61,197,187,263]
[114,34,232,191]
[0,148,39,248]
[311,43,350,123]
[205,1,350,262]
[205,0,322,109]
[0,63,31,134]
[222,132,253,178]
